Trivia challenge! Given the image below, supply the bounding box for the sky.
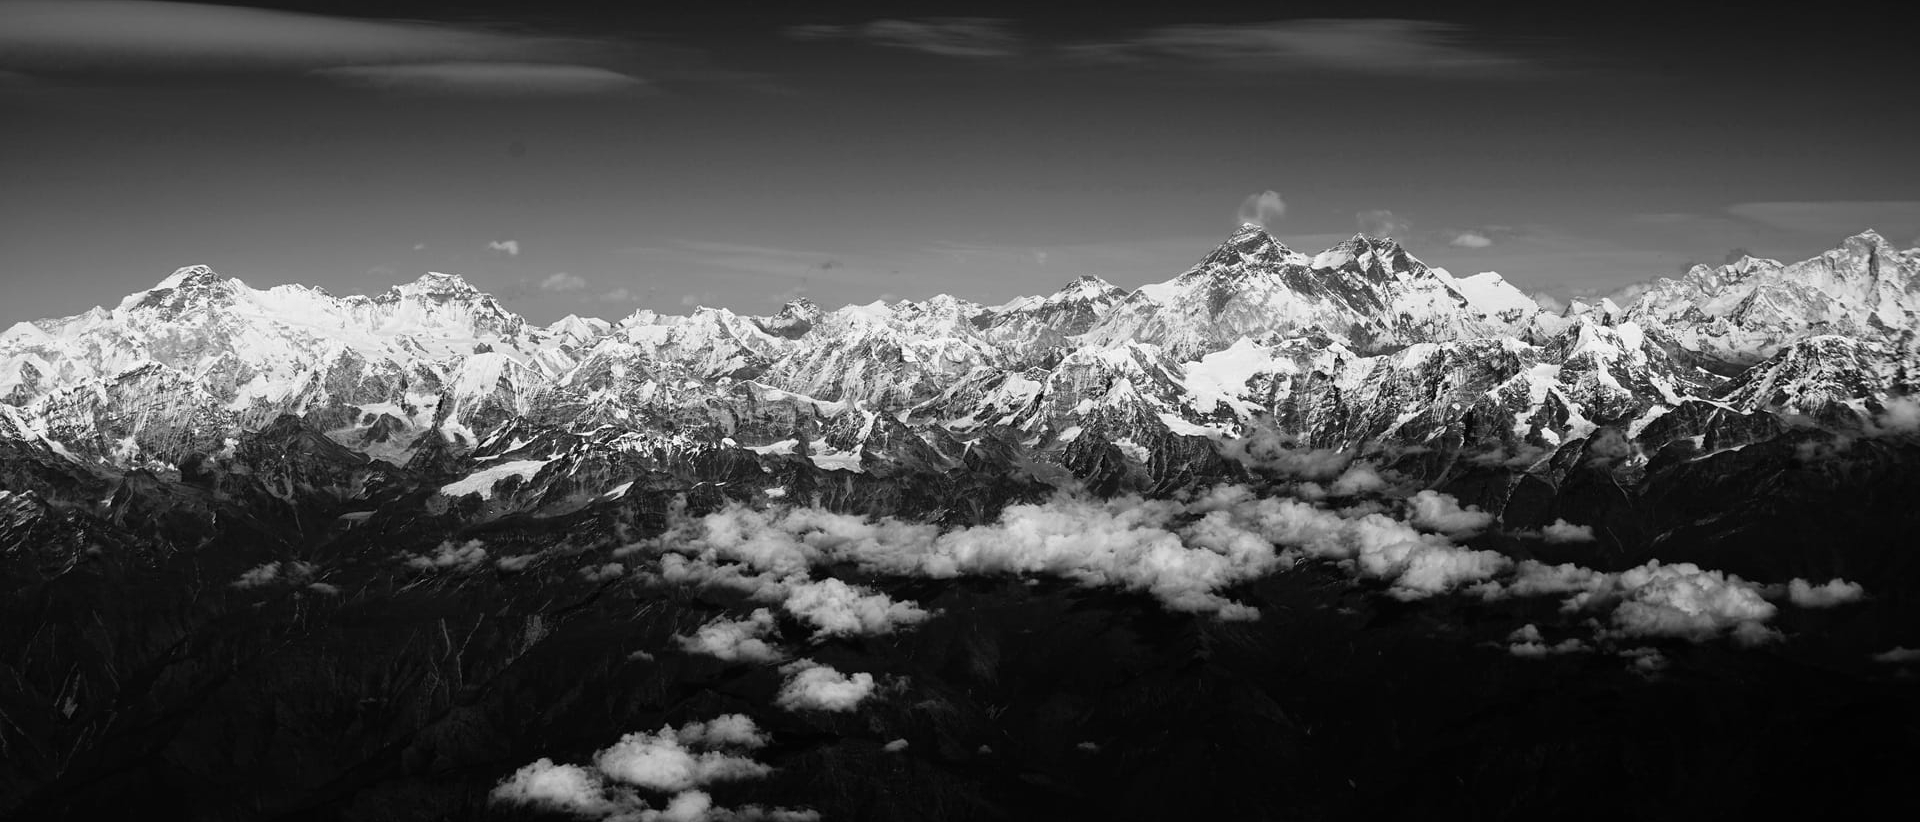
[2,0,1917,327]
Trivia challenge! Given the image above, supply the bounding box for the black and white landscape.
[3,3,1918,821]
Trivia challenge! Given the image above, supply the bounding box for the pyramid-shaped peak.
[1198,223,1293,268]
[1341,232,1406,252]
[408,271,479,294]
[1051,275,1124,300]
[383,271,489,304]
[122,264,242,313]
[155,264,222,290]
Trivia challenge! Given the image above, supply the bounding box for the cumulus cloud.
[1328,463,1390,497]
[492,759,626,817]
[676,609,785,663]
[582,562,626,582]
[1237,191,1287,229]
[1449,231,1494,248]
[676,714,771,750]
[1786,578,1865,608]
[638,478,1526,618]
[1604,561,1779,646]
[488,239,521,256]
[1217,429,1352,480]
[542,272,588,292]
[595,723,773,793]
[231,560,315,589]
[404,539,488,571]
[1407,490,1494,537]
[785,18,1019,59]
[625,475,1826,659]
[1866,395,1920,436]
[494,715,812,822]
[776,660,876,712]
[781,578,933,639]
[1536,518,1596,544]
[1356,209,1411,238]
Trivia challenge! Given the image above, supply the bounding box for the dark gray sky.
[3,0,1916,326]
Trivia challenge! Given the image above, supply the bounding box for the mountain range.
[2,225,1914,497]
[6,224,1920,821]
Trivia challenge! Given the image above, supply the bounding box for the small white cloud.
[488,239,521,256]
[1867,396,1920,436]
[594,726,772,793]
[1532,292,1567,313]
[490,759,624,817]
[232,560,315,589]
[405,539,487,571]
[599,287,636,303]
[676,609,786,663]
[1237,190,1286,228]
[540,272,587,292]
[1786,578,1865,608]
[493,716,813,822]
[1356,209,1410,238]
[581,562,625,582]
[412,243,427,251]
[233,561,283,589]
[1449,231,1493,248]
[1605,561,1779,645]
[676,714,770,750]
[1539,519,1596,544]
[780,578,932,639]
[775,660,876,712]
[1407,490,1494,537]
[882,739,909,753]
[1872,647,1920,663]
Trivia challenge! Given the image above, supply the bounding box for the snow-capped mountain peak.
[1625,230,1920,365]
[118,264,244,315]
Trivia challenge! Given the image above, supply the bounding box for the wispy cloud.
[1724,201,1920,239]
[539,272,586,292]
[1448,230,1493,248]
[1356,209,1411,238]
[0,1,659,95]
[781,17,1536,79]
[785,18,1020,59]
[488,239,521,256]
[313,62,649,96]
[1060,19,1536,78]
